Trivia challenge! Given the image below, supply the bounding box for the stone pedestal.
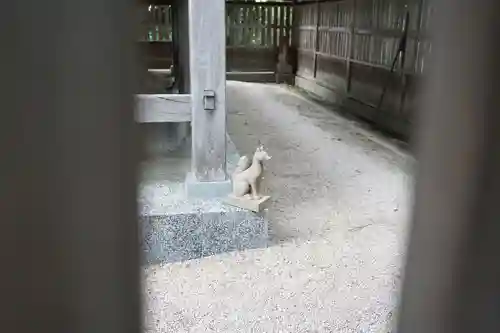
[140,199,268,265]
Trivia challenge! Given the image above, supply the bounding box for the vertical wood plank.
[259,5,263,46]
[236,6,240,45]
[228,5,233,46]
[279,5,282,44]
[346,0,357,93]
[161,6,164,40]
[280,4,286,41]
[165,6,171,41]
[282,5,285,42]
[163,6,167,41]
[155,6,159,41]
[399,0,424,115]
[411,0,424,73]
[313,0,320,78]
[274,6,278,47]
[266,7,271,47]
[271,5,276,48]
[189,0,227,181]
[245,6,250,45]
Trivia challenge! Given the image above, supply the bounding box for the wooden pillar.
[188,0,227,182]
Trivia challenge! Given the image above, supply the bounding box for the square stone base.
[185,172,232,199]
[140,200,268,265]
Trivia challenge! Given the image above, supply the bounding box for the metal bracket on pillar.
[203,90,216,111]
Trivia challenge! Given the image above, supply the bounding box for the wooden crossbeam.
[135,94,192,123]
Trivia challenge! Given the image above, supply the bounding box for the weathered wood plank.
[280,4,286,41]
[346,0,356,93]
[265,6,272,46]
[313,0,320,77]
[189,0,227,181]
[135,94,192,122]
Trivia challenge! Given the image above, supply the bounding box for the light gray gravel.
[143,81,414,333]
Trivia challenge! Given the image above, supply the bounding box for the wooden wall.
[294,0,433,139]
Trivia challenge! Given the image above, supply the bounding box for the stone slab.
[222,195,271,213]
[140,201,268,265]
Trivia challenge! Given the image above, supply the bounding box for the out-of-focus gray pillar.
[0,1,141,332]
[397,0,500,332]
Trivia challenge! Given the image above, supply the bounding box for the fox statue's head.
[254,145,271,161]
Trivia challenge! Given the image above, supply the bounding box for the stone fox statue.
[231,145,271,200]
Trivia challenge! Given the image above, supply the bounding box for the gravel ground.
[143,81,414,333]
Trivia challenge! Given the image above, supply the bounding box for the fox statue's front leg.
[250,181,260,200]
[233,177,250,198]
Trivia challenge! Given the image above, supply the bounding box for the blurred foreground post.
[398,0,500,332]
[1,0,141,332]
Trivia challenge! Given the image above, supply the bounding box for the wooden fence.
[138,5,172,42]
[138,5,173,69]
[226,1,293,72]
[294,0,433,138]
[137,1,432,137]
[138,2,293,73]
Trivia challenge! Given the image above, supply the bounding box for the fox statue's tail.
[233,155,250,175]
